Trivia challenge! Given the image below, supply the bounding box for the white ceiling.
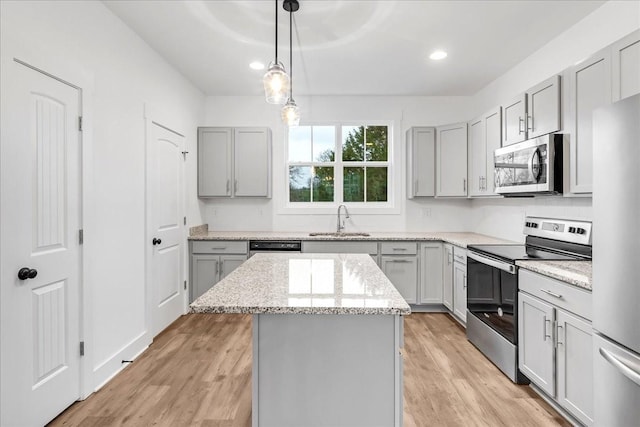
[104,0,605,97]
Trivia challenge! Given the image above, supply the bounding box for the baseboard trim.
[91,331,151,393]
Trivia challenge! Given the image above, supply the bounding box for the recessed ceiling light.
[250,61,265,70]
[429,50,447,60]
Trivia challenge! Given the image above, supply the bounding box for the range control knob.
[577,228,586,235]
[569,227,576,233]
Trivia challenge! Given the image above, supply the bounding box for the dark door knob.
[152,238,162,246]
[18,268,38,280]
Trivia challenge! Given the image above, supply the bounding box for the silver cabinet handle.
[226,179,230,194]
[540,289,562,299]
[543,316,551,341]
[389,259,411,263]
[518,117,525,134]
[210,247,227,251]
[415,180,419,194]
[527,115,533,132]
[214,260,219,275]
[556,323,564,346]
[392,248,408,251]
[463,274,467,289]
[463,178,466,192]
[234,179,238,193]
[599,347,640,386]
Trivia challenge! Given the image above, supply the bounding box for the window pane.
[365,126,388,161]
[289,166,311,202]
[312,167,334,202]
[342,126,364,161]
[366,167,388,202]
[288,126,311,162]
[344,167,364,202]
[313,126,335,162]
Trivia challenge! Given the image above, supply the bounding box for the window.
[287,124,390,205]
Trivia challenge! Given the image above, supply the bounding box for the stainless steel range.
[466,217,592,383]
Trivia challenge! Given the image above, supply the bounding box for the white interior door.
[0,59,82,426]
[148,122,185,337]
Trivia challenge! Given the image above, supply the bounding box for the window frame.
[283,121,398,214]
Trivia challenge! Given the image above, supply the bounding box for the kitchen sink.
[308,232,371,237]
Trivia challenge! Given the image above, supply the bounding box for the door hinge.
[184,280,187,290]
[78,116,83,132]
[79,229,84,245]
[80,341,85,356]
[184,216,186,226]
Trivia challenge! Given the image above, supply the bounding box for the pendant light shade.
[281,0,300,126]
[281,98,300,126]
[263,0,289,104]
[263,62,290,104]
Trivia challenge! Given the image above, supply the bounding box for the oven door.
[494,138,550,194]
[466,251,518,344]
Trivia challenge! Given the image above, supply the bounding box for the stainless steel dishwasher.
[248,240,302,257]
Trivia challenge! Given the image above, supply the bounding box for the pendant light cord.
[289,7,293,97]
[274,0,278,63]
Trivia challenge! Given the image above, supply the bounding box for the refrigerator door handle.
[599,347,640,387]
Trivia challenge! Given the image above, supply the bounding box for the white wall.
[203,95,474,232]
[0,0,205,393]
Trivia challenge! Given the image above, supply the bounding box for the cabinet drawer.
[453,246,467,265]
[380,242,417,255]
[192,240,248,254]
[519,269,591,320]
[302,241,378,255]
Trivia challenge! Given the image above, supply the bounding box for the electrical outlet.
[422,208,432,217]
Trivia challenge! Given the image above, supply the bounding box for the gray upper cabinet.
[468,106,501,197]
[436,122,468,197]
[198,127,233,197]
[502,94,527,146]
[611,29,640,102]
[502,75,561,146]
[406,127,436,198]
[198,127,272,198]
[565,49,611,194]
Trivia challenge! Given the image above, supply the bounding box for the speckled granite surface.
[188,230,515,248]
[190,253,411,315]
[516,260,592,291]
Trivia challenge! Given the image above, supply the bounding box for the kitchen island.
[190,253,410,427]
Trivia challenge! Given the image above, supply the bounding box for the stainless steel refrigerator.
[592,93,640,426]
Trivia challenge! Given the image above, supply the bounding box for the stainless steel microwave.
[494,134,566,196]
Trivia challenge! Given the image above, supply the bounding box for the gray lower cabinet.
[190,240,248,302]
[419,242,443,304]
[452,247,467,323]
[381,256,418,304]
[518,270,593,426]
[442,244,454,311]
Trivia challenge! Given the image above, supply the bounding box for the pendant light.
[263,0,290,104]
[281,0,300,126]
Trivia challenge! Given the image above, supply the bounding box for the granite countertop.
[189,253,411,315]
[188,227,515,248]
[516,260,592,291]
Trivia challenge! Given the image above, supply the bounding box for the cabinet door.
[419,243,443,304]
[502,94,527,146]
[407,127,436,198]
[442,245,454,311]
[381,256,418,304]
[556,310,594,426]
[612,29,640,102]
[436,122,468,197]
[467,115,485,196]
[518,292,555,397]
[566,50,611,194]
[526,75,561,139]
[191,254,219,302]
[198,127,232,197]
[233,128,271,197]
[219,255,247,280]
[483,107,502,195]
[453,261,467,322]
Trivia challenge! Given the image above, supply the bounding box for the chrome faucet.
[337,204,350,233]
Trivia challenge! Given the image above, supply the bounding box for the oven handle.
[467,251,516,275]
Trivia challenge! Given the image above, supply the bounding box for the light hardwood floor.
[49,313,569,427]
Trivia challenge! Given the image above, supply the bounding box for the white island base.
[252,313,403,427]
